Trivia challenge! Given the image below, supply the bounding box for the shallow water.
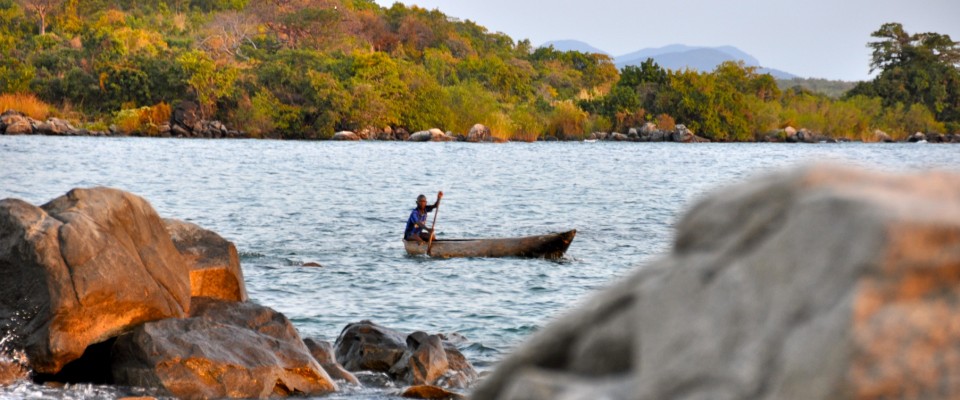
[1,137,958,399]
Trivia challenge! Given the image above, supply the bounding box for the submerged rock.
[473,164,960,399]
[0,188,190,374]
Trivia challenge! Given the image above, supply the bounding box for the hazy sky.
[372,0,960,81]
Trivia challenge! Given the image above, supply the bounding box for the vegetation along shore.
[1,0,958,142]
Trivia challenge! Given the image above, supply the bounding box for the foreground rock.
[473,164,960,399]
[164,219,247,302]
[0,188,191,374]
[335,321,477,389]
[113,298,337,398]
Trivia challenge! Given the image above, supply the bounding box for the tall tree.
[16,0,61,35]
[850,22,960,126]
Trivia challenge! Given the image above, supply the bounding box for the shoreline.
[3,109,958,144]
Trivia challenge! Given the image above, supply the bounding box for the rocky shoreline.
[2,103,958,143]
[0,188,474,399]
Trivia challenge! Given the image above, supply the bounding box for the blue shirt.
[404,205,435,240]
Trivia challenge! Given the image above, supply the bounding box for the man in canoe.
[404,191,442,243]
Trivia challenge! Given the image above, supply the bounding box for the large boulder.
[473,164,960,400]
[165,219,247,302]
[0,188,191,374]
[111,317,337,399]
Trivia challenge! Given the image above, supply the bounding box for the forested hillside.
[1,1,958,141]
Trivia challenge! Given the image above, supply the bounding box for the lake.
[1,136,957,399]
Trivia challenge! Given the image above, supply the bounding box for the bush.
[111,102,172,135]
[655,113,676,131]
[0,93,52,120]
[546,100,588,139]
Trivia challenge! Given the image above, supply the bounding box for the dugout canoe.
[403,230,576,259]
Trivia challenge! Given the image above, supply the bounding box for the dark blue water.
[1,136,957,399]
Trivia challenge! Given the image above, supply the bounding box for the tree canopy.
[0,4,957,140]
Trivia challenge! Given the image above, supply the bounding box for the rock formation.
[335,321,477,389]
[473,164,960,400]
[0,188,191,374]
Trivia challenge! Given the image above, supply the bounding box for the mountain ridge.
[539,40,797,79]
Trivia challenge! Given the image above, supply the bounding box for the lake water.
[1,136,958,399]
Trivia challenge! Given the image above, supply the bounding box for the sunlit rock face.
[164,218,248,302]
[0,187,191,374]
[472,164,960,400]
[112,298,337,399]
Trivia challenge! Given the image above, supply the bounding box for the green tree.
[848,22,960,125]
[177,49,238,118]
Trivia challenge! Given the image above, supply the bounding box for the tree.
[177,49,239,118]
[16,0,61,35]
[850,22,960,125]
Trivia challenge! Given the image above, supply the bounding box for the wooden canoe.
[403,230,576,260]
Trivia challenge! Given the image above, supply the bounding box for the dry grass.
[113,102,171,135]
[0,93,52,120]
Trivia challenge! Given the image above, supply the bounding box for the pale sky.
[373,0,960,81]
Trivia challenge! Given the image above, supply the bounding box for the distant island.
[1,1,957,142]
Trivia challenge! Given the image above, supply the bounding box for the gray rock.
[408,131,433,142]
[909,131,927,142]
[334,321,477,389]
[873,130,892,143]
[304,338,359,385]
[671,124,694,142]
[164,219,247,302]
[333,131,360,141]
[467,124,491,142]
[335,320,408,372]
[473,164,960,400]
[609,132,629,141]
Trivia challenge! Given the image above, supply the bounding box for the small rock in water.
[302,261,323,267]
[401,384,466,399]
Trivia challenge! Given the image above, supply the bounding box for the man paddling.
[405,191,442,242]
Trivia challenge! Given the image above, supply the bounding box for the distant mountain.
[540,41,798,79]
[539,40,609,55]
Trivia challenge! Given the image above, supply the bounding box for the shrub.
[546,100,588,139]
[0,93,51,120]
[111,102,172,135]
[655,113,676,131]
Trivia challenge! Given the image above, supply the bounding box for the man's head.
[417,194,427,207]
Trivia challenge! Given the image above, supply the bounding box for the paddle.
[426,191,443,256]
